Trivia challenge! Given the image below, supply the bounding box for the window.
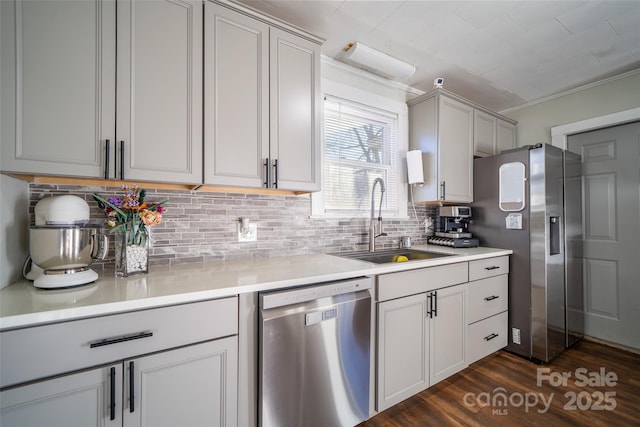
[313,93,406,218]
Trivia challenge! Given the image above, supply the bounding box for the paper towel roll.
[406,150,424,185]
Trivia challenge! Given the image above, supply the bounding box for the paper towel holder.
[406,150,424,186]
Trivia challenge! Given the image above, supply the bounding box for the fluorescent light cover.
[341,42,416,80]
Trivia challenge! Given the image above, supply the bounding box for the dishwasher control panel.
[260,277,372,310]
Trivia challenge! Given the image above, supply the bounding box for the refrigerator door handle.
[549,216,561,255]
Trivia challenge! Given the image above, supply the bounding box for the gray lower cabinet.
[466,256,509,364]
[0,297,238,427]
[376,256,509,412]
[0,0,203,184]
[376,263,469,411]
[0,338,237,427]
[204,1,321,192]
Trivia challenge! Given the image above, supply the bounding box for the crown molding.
[499,67,640,115]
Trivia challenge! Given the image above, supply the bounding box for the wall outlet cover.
[238,223,257,242]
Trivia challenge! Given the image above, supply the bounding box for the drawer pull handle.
[484,333,499,341]
[484,266,500,270]
[89,331,153,348]
[484,295,499,301]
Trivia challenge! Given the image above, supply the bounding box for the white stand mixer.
[23,195,108,289]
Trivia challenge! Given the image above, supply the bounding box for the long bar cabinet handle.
[484,295,499,301]
[104,139,111,179]
[119,140,125,180]
[89,331,153,348]
[264,158,270,188]
[273,159,279,189]
[129,361,135,413]
[109,366,116,421]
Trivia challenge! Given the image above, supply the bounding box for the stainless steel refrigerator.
[472,144,583,362]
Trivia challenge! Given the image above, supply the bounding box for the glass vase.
[115,225,149,277]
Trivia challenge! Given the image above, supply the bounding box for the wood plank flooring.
[359,340,640,427]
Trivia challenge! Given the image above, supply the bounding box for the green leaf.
[92,193,127,220]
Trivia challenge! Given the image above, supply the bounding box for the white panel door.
[0,0,115,177]
[204,2,269,188]
[123,337,238,427]
[117,0,202,184]
[269,27,321,192]
[429,283,467,385]
[568,121,640,351]
[377,293,429,411]
[438,95,473,202]
[0,365,121,427]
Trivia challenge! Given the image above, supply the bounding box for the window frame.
[311,79,409,219]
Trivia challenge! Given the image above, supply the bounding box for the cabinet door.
[429,284,468,385]
[116,0,203,184]
[496,119,516,154]
[473,109,497,157]
[377,294,429,411]
[123,337,238,427]
[0,0,115,177]
[204,2,269,188]
[0,365,121,427]
[438,96,473,202]
[270,27,321,192]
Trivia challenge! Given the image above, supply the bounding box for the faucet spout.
[369,178,386,252]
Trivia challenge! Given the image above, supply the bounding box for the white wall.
[0,175,29,288]
[503,70,640,146]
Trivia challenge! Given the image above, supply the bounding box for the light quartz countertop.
[0,245,511,331]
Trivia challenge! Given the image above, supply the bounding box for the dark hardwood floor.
[360,340,640,427]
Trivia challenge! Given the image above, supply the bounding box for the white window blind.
[322,96,399,216]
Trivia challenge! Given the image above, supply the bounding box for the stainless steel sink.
[334,248,452,264]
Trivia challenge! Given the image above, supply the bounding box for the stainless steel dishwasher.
[259,277,372,427]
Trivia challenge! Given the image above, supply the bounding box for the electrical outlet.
[238,223,257,242]
[512,327,521,345]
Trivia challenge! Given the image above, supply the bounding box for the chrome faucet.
[369,177,387,252]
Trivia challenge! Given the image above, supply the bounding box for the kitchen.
[1,0,640,426]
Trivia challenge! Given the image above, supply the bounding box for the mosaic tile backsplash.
[29,184,436,271]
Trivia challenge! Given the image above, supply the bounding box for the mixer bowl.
[29,226,108,271]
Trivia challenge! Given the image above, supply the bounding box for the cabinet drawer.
[467,311,508,364]
[377,262,468,302]
[0,297,238,388]
[467,275,508,323]
[469,256,509,281]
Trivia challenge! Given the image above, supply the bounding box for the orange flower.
[140,209,162,226]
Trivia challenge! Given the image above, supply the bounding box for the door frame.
[551,107,640,149]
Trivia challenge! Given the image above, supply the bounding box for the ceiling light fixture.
[340,42,416,80]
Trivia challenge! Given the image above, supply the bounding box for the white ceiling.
[236,0,640,112]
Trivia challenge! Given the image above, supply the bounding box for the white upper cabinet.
[204,3,269,188]
[496,119,517,154]
[409,91,474,203]
[473,109,497,158]
[269,28,321,192]
[408,89,517,203]
[1,0,116,178]
[116,0,203,184]
[474,111,517,157]
[204,1,321,192]
[1,0,202,184]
